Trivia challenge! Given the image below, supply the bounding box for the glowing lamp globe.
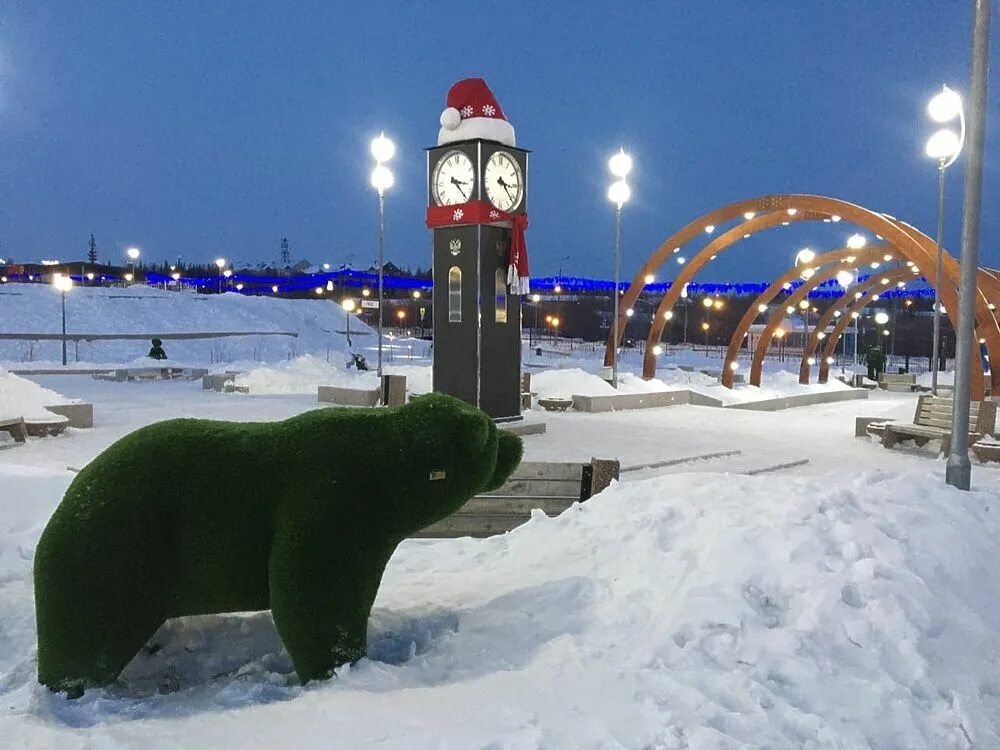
[846,234,867,250]
[798,300,810,310]
[370,133,395,163]
[52,274,73,292]
[608,149,632,178]
[625,308,634,317]
[807,357,815,366]
[925,129,961,161]
[371,165,394,192]
[729,361,739,371]
[644,274,655,284]
[607,180,631,206]
[215,258,226,269]
[928,87,963,123]
[702,297,713,308]
[874,312,889,325]
[531,294,541,302]
[795,248,815,265]
[652,344,663,356]
[126,247,140,261]
[836,271,854,288]
[757,303,767,313]
[664,310,674,320]
[342,299,356,312]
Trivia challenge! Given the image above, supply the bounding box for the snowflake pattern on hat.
[482,104,496,116]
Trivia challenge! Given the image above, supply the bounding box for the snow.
[0,366,73,421]
[2,289,996,747]
[2,374,1000,748]
[0,284,373,367]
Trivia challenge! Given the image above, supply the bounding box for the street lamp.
[608,148,632,388]
[126,247,140,284]
[342,298,356,347]
[837,268,860,364]
[215,258,226,293]
[370,132,395,378]
[925,85,965,396]
[530,292,542,346]
[52,274,73,366]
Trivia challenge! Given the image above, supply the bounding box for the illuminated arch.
[604,194,1000,399]
[798,267,917,383]
[720,245,890,386]
[816,268,926,383]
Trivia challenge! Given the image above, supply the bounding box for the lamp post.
[52,274,73,366]
[215,258,226,293]
[223,268,233,291]
[126,247,140,285]
[607,148,632,388]
[925,85,965,396]
[370,132,395,379]
[342,298,356,347]
[947,0,991,491]
[530,293,541,346]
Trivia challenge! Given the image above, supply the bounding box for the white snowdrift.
[0,366,73,421]
[0,284,372,366]
[2,469,999,747]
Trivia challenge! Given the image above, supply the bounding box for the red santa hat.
[438,78,516,147]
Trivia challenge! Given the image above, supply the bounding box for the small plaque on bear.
[429,470,446,481]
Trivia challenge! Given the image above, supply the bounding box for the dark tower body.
[428,140,528,421]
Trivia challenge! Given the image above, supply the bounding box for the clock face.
[484,151,523,212]
[432,150,476,206]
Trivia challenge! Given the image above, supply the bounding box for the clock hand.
[450,176,468,200]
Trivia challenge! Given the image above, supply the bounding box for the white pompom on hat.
[437,78,516,147]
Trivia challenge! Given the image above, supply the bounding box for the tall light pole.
[126,247,140,285]
[947,0,991,491]
[52,274,73,366]
[370,132,395,378]
[925,85,966,395]
[342,298,356,347]
[530,293,541,346]
[607,148,632,388]
[215,258,226,293]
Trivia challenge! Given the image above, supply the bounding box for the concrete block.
[317,385,381,407]
[381,375,406,407]
[44,402,94,428]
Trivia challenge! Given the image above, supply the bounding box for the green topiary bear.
[34,393,522,697]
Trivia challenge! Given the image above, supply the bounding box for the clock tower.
[427,78,530,421]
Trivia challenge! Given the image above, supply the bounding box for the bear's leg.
[268,527,395,684]
[38,599,165,697]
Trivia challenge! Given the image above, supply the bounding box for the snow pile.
[234,355,376,395]
[215,357,433,397]
[3,468,1000,746]
[0,366,72,421]
[0,284,373,366]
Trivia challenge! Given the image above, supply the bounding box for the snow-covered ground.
[0,283,373,366]
[3,373,1000,748]
[4,290,995,748]
[0,367,74,422]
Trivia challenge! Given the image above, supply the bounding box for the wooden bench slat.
[508,461,584,481]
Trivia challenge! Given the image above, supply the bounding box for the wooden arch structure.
[799,266,916,383]
[604,194,1000,400]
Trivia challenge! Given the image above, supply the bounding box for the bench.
[0,417,28,443]
[972,439,1000,463]
[878,372,918,392]
[24,415,69,438]
[537,397,573,412]
[413,457,620,539]
[868,395,997,454]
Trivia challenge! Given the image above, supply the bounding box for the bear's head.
[388,393,522,535]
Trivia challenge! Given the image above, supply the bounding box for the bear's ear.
[483,431,523,492]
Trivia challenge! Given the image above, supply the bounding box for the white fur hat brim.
[438,116,515,147]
